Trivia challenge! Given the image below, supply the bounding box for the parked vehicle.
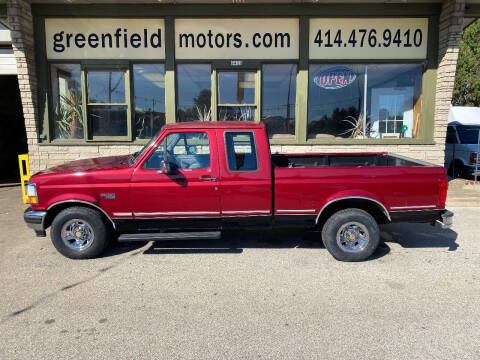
[445,106,480,178]
[24,122,452,261]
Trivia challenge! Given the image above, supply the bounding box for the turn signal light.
[27,196,38,204]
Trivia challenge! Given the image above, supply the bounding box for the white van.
[446,106,480,178]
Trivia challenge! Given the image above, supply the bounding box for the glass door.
[217,71,257,121]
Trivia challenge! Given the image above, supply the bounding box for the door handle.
[200,175,217,182]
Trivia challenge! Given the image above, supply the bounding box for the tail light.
[470,152,478,165]
[439,176,448,208]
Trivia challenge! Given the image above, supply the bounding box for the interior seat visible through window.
[144,132,210,170]
[225,131,258,172]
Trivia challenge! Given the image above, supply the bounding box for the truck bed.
[272,152,446,218]
[272,152,433,168]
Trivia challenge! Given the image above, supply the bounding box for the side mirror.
[158,159,171,174]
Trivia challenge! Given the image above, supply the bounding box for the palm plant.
[54,92,83,139]
[340,112,374,139]
[238,107,253,121]
[194,105,212,122]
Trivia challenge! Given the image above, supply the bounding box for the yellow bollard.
[18,154,30,204]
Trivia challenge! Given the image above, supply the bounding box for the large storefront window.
[50,63,167,141]
[177,64,211,122]
[308,64,423,140]
[133,64,166,139]
[44,17,432,145]
[218,71,256,121]
[261,64,297,139]
[50,64,83,140]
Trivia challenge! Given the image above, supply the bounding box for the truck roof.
[163,121,265,130]
[448,106,480,126]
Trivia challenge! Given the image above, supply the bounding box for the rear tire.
[321,208,380,262]
[50,206,110,259]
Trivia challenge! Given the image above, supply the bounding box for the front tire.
[50,206,110,259]
[321,208,380,262]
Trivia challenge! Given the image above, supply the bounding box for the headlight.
[26,182,38,204]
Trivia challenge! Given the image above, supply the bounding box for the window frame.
[305,59,429,145]
[132,63,167,140]
[224,130,259,173]
[49,62,85,141]
[84,63,131,141]
[143,130,212,171]
[217,70,257,122]
[260,63,298,141]
[175,62,213,123]
[47,60,166,144]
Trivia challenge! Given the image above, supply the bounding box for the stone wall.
[434,0,466,166]
[8,0,466,174]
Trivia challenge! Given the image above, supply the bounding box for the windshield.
[457,125,480,144]
[129,130,161,165]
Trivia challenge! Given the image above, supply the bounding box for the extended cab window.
[225,132,258,172]
[145,132,210,170]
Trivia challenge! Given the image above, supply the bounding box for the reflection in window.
[307,64,422,139]
[308,64,365,139]
[369,64,422,139]
[225,132,258,171]
[145,132,210,170]
[177,64,211,122]
[50,64,83,139]
[218,106,255,121]
[88,105,128,137]
[133,64,165,139]
[261,64,297,139]
[218,71,255,104]
[217,71,256,121]
[88,71,125,103]
[87,70,128,137]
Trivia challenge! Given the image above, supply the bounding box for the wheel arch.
[44,200,116,230]
[316,197,390,227]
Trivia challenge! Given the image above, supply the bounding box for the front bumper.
[24,207,47,237]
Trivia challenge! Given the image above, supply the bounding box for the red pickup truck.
[24,122,452,261]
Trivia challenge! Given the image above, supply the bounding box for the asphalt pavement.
[0,186,479,360]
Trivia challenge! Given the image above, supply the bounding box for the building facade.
[3,0,480,175]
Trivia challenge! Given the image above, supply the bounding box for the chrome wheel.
[60,219,94,251]
[336,222,369,253]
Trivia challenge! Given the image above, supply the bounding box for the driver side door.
[130,129,221,231]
